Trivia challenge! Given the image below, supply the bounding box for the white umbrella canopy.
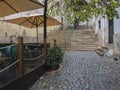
[0,0,43,17]
[3,15,60,28]
[2,14,61,43]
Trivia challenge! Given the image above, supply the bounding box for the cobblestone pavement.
[29,51,120,90]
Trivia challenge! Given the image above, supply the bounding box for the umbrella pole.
[36,26,38,43]
[43,0,48,63]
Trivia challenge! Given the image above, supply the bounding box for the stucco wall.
[113,32,120,57]
[0,21,60,43]
[114,7,120,34]
[91,15,109,47]
[112,8,120,57]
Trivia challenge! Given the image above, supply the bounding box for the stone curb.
[45,64,62,75]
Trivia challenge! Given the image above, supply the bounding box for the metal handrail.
[64,29,74,48]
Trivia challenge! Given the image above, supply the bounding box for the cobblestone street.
[29,51,120,90]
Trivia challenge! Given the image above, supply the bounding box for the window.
[98,20,101,30]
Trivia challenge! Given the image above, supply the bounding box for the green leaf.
[48,0,120,23]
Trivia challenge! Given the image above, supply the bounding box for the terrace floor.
[29,51,120,90]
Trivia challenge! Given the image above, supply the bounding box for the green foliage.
[47,0,120,23]
[46,45,64,67]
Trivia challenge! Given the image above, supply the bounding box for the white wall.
[114,7,120,34]
[91,15,109,47]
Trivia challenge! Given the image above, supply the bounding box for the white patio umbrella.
[1,13,60,43]
[0,0,43,17]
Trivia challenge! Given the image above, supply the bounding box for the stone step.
[66,28,97,51]
[48,27,97,51]
[67,46,96,50]
[72,33,94,36]
[69,39,96,42]
[69,43,96,45]
[69,45,96,48]
[71,35,95,37]
[66,47,96,51]
[47,29,66,46]
[69,46,96,49]
[70,40,96,42]
[73,31,94,34]
[69,43,96,46]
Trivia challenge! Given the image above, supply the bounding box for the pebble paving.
[29,51,120,90]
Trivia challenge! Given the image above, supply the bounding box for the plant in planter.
[46,44,64,70]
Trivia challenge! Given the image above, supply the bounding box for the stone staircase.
[67,28,97,51]
[47,29,66,48]
[47,26,97,51]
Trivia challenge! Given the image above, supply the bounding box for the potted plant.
[46,44,64,70]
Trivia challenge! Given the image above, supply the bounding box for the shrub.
[46,45,64,67]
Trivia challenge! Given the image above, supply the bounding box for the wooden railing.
[0,36,50,87]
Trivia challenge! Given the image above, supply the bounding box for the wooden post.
[43,0,48,63]
[18,36,23,76]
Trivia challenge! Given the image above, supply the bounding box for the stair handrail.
[64,29,74,48]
